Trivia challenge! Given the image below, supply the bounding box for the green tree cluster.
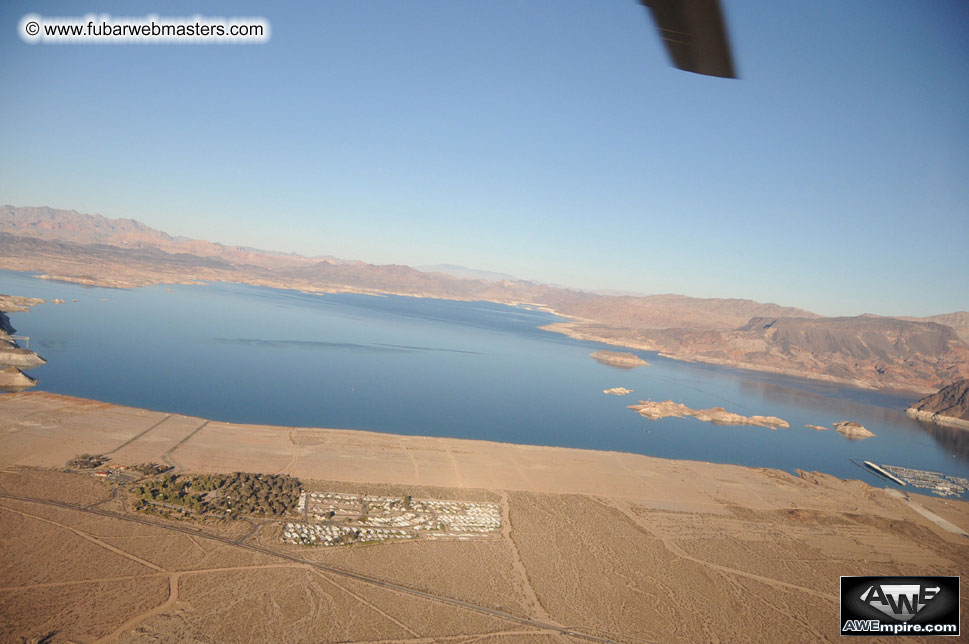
[132,471,301,518]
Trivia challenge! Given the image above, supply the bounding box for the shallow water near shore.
[2,269,967,495]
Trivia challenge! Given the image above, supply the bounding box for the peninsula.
[907,379,969,430]
[589,350,649,368]
[627,399,790,430]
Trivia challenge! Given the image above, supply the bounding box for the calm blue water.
[2,269,967,494]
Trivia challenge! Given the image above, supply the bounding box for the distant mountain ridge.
[900,312,969,344]
[0,205,815,326]
[553,293,819,330]
[417,264,520,283]
[2,204,967,394]
[0,205,171,245]
[0,205,337,271]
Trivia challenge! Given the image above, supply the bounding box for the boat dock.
[861,460,907,486]
[852,459,969,498]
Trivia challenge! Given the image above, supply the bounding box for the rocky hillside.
[0,205,171,246]
[901,312,969,344]
[546,316,969,393]
[548,293,817,330]
[908,379,969,422]
[738,316,964,364]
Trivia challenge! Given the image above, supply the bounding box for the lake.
[2,269,967,495]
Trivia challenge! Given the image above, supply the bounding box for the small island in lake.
[628,400,789,430]
[833,421,875,439]
[603,387,633,396]
[590,350,649,369]
[805,421,875,438]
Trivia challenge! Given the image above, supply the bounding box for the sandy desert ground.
[1,391,967,643]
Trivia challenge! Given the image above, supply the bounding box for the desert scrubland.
[0,391,967,643]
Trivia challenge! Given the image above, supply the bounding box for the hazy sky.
[2,1,967,317]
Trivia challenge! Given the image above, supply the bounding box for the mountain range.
[1,205,967,394]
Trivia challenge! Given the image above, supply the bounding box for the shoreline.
[539,321,931,397]
[0,390,938,500]
[12,269,584,321]
[0,389,817,521]
[1,269,926,399]
[906,408,969,431]
[4,390,969,643]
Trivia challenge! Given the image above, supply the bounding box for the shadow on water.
[910,419,969,464]
[737,377,914,424]
[738,377,969,463]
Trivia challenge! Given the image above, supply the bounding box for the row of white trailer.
[285,491,503,547]
[281,522,416,547]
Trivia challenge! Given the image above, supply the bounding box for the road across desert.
[1,391,967,643]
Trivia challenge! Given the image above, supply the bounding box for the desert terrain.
[1,391,967,643]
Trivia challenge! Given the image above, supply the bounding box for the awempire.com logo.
[841,576,959,636]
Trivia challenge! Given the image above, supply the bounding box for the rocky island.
[603,387,633,395]
[627,400,790,430]
[907,379,969,430]
[804,421,875,438]
[833,421,875,439]
[590,350,649,369]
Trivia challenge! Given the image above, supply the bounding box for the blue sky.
[1,1,967,317]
